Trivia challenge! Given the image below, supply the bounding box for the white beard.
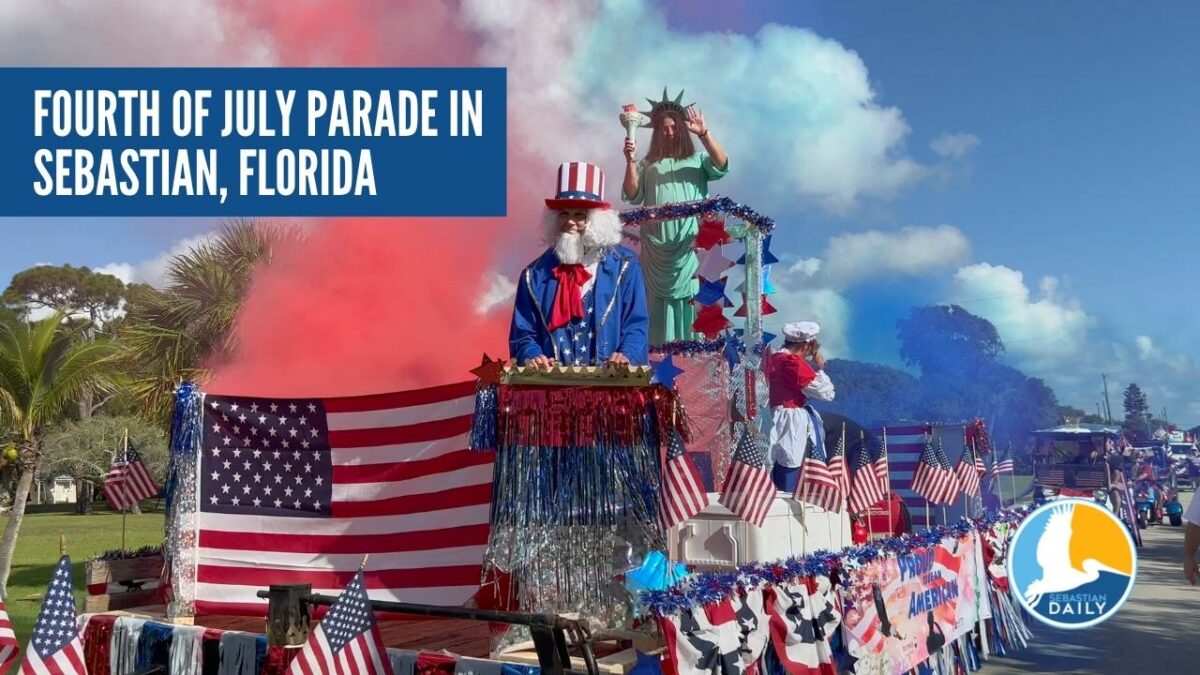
[554,231,604,266]
[554,232,584,265]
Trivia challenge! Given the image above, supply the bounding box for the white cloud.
[134,232,220,288]
[813,225,971,289]
[760,225,970,359]
[950,263,1094,372]
[943,264,1200,422]
[93,263,134,285]
[461,0,931,213]
[930,133,981,159]
[763,286,852,358]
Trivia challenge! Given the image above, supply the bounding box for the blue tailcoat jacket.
[509,246,650,366]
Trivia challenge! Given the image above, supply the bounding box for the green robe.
[622,152,729,344]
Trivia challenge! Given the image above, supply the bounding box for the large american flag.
[659,428,709,529]
[877,426,947,526]
[103,446,159,512]
[719,428,775,527]
[0,599,18,673]
[796,432,843,513]
[286,568,394,675]
[910,435,959,506]
[196,382,492,615]
[848,434,888,516]
[20,556,84,675]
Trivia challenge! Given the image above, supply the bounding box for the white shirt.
[580,260,599,298]
[1185,491,1200,526]
[804,370,836,403]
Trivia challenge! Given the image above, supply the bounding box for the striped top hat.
[545,161,610,210]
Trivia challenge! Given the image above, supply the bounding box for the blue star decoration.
[630,651,664,675]
[723,334,741,369]
[737,235,780,265]
[693,277,733,307]
[650,355,684,389]
[734,328,777,347]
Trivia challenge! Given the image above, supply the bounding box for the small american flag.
[286,567,394,675]
[659,428,709,529]
[0,599,18,673]
[720,428,775,527]
[796,432,843,513]
[910,436,959,506]
[103,445,158,512]
[873,430,891,494]
[990,453,1015,476]
[849,434,888,515]
[20,556,84,675]
[828,425,850,506]
[955,440,983,498]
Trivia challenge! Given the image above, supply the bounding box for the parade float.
[65,97,1034,675]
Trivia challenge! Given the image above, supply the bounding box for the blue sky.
[2,0,1198,421]
[657,0,1200,419]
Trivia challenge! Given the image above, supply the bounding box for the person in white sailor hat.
[767,320,836,491]
[509,161,650,371]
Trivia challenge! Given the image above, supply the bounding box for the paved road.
[982,491,1200,674]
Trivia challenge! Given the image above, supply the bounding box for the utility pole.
[1101,373,1113,425]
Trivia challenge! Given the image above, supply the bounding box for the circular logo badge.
[1007,499,1137,629]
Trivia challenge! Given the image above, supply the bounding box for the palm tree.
[119,220,300,424]
[0,312,119,597]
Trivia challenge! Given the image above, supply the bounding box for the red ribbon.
[548,264,592,331]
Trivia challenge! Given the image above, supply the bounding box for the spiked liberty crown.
[640,88,694,127]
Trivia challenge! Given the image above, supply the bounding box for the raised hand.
[685,105,707,135]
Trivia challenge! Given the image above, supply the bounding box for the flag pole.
[863,429,874,542]
[840,423,847,546]
[969,438,978,519]
[883,427,892,538]
[122,427,129,552]
[1007,442,1016,506]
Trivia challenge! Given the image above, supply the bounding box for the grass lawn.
[2,505,165,645]
[1000,474,1033,505]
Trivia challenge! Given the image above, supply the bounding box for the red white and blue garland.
[640,506,1031,616]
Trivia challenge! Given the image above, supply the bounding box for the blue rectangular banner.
[0,67,507,217]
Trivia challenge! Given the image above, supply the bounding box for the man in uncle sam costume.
[509,161,650,368]
[768,321,836,491]
[480,161,675,652]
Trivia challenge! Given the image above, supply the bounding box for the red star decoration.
[733,296,778,317]
[694,215,731,250]
[692,303,732,339]
[470,353,505,385]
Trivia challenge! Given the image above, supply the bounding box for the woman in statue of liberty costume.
[622,89,730,344]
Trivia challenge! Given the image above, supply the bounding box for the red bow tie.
[548,264,592,331]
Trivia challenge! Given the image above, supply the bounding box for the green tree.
[0,312,119,596]
[41,415,168,514]
[897,304,1005,381]
[822,359,920,427]
[1122,383,1150,433]
[2,264,125,325]
[4,264,129,424]
[119,220,299,424]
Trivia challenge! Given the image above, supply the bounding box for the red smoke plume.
[206,0,542,396]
